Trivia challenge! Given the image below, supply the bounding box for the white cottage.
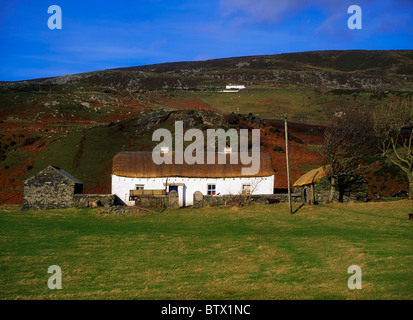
[111,151,275,206]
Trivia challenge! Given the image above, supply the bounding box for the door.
[169,186,178,194]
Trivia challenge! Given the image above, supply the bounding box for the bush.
[238,120,252,130]
[273,146,284,153]
[37,141,46,148]
[223,113,240,125]
[288,134,304,144]
[21,136,40,147]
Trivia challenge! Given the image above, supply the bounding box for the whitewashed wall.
[112,175,274,206]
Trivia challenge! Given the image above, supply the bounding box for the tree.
[321,106,377,202]
[373,100,413,200]
[226,178,264,207]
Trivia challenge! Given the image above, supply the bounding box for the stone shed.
[293,165,368,204]
[23,165,83,210]
[293,166,330,204]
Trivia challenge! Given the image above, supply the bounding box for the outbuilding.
[23,165,83,210]
[293,166,330,204]
[293,165,368,203]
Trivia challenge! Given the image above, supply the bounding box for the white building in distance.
[111,151,274,207]
[225,84,246,90]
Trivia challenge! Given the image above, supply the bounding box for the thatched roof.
[293,165,330,187]
[112,152,274,178]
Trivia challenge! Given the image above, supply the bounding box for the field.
[170,89,393,124]
[1,200,412,300]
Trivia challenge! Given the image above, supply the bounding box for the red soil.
[0,111,409,204]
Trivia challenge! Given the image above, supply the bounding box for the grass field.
[172,89,399,124]
[0,201,412,300]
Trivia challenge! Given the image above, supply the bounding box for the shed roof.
[52,166,83,184]
[112,152,274,178]
[24,165,83,184]
[293,165,330,187]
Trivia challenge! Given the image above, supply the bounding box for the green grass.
[0,201,412,300]
[172,90,405,124]
[1,149,31,169]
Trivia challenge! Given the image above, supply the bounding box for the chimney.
[224,145,232,154]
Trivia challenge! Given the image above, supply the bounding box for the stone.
[193,191,203,202]
[169,190,179,208]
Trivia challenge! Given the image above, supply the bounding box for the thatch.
[112,152,274,178]
[293,165,330,187]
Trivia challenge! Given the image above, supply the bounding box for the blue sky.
[0,0,412,81]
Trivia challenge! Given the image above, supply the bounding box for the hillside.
[13,49,413,91]
[0,50,412,204]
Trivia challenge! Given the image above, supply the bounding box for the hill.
[4,50,413,91]
[0,50,412,204]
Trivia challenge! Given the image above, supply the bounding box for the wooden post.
[329,176,335,202]
[284,115,293,214]
[310,183,315,205]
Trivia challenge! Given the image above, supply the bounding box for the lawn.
[0,201,412,300]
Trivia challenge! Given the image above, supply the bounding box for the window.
[135,185,144,190]
[242,184,251,195]
[207,184,216,195]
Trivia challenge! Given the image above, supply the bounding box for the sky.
[0,0,412,81]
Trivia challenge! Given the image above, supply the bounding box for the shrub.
[273,146,284,153]
[21,136,40,147]
[37,141,46,148]
[223,113,240,125]
[288,134,304,144]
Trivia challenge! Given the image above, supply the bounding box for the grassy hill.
[0,50,412,204]
[1,50,412,124]
[3,50,412,92]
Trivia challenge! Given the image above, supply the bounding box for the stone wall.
[128,192,303,209]
[126,191,179,208]
[74,194,116,208]
[23,166,82,210]
[192,193,302,208]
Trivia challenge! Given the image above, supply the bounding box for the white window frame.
[207,184,216,195]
